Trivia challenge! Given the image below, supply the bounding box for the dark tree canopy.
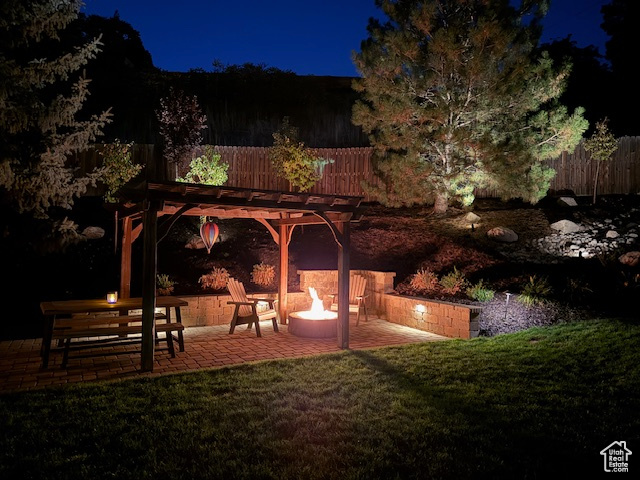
[601,0,640,135]
[542,37,611,135]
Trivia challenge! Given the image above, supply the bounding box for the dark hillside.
[86,69,368,147]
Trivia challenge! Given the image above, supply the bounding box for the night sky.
[82,0,611,77]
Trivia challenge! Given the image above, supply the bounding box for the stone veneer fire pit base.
[288,311,338,338]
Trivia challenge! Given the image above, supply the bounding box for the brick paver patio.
[0,317,447,393]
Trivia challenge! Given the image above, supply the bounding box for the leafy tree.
[0,0,111,241]
[352,0,588,213]
[156,87,207,178]
[269,118,333,192]
[100,140,142,202]
[583,118,618,205]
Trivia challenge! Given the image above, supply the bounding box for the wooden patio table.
[39,296,188,368]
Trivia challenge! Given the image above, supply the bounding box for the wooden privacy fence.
[79,138,640,201]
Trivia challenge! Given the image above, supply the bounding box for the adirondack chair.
[328,274,368,326]
[227,277,279,337]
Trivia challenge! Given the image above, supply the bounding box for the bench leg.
[174,308,185,351]
[40,316,55,368]
[271,317,279,333]
[165,331,176,357]
[171,333,185,353]
[177,329,184,352]
[62,338,71,368]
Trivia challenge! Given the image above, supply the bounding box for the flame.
[292,287,337,320]
[309,287,324,316]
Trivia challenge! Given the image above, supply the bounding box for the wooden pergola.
[117,180,364,371]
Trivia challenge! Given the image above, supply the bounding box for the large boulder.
[185,235,205,249]
[550,219,582,234]
[619,251,640,267]
[557,196,578,207]
[487,226,518,243]
[81,226,105,239]
[464,212,481,224]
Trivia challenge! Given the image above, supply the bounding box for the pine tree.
[0,0,111,239]
[353,0,588,213]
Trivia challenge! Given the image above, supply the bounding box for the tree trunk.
[433,192,448,214]
[592,160,601,205]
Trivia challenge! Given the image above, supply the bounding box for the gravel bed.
[474,292,586,336]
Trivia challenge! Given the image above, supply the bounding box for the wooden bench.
[51,313,185,368]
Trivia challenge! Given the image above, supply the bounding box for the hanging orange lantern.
[200,221,219,254]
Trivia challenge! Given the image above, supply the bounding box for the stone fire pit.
[288,310,338,338]
[287,287,338,338]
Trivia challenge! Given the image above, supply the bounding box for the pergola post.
[336,221,350,349]
[120,216,133,299]
[278,223,289,324]
[141,200,159,372]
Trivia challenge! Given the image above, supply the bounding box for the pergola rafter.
[116,180,364,371]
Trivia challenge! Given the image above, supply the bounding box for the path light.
[200,220,219,254]
[503,292,512,321]
[106,291,118,304]
[415,304,426,313]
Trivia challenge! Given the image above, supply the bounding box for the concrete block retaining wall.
[380,294,481,339]
[172,270,480,339]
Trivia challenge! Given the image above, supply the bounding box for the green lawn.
[1,318,639,479]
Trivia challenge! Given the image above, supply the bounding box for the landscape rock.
[487,226,518,243]
[185,235,205,249]
[550,219,582,234]
[619,251,640,267]
[557,196,578,207]
[464,212,481,224]
[81,226,105,239]
[606,230,620,239]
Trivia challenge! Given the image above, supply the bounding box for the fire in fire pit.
[288,287,338,338]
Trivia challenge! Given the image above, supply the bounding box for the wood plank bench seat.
[51,314,184,368]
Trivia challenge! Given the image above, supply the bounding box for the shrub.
[439,267,467,295]
[199,267,230,290]
[518,275,552,307]
[564,277,593,303]
[156,274,176,296]
[410,269,439,293]
[251,263,276,287]
[176,145,228,186]
[466,279,495,302]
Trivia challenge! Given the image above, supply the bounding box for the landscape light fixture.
[503,292,512,321]
[106,291,118,304]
